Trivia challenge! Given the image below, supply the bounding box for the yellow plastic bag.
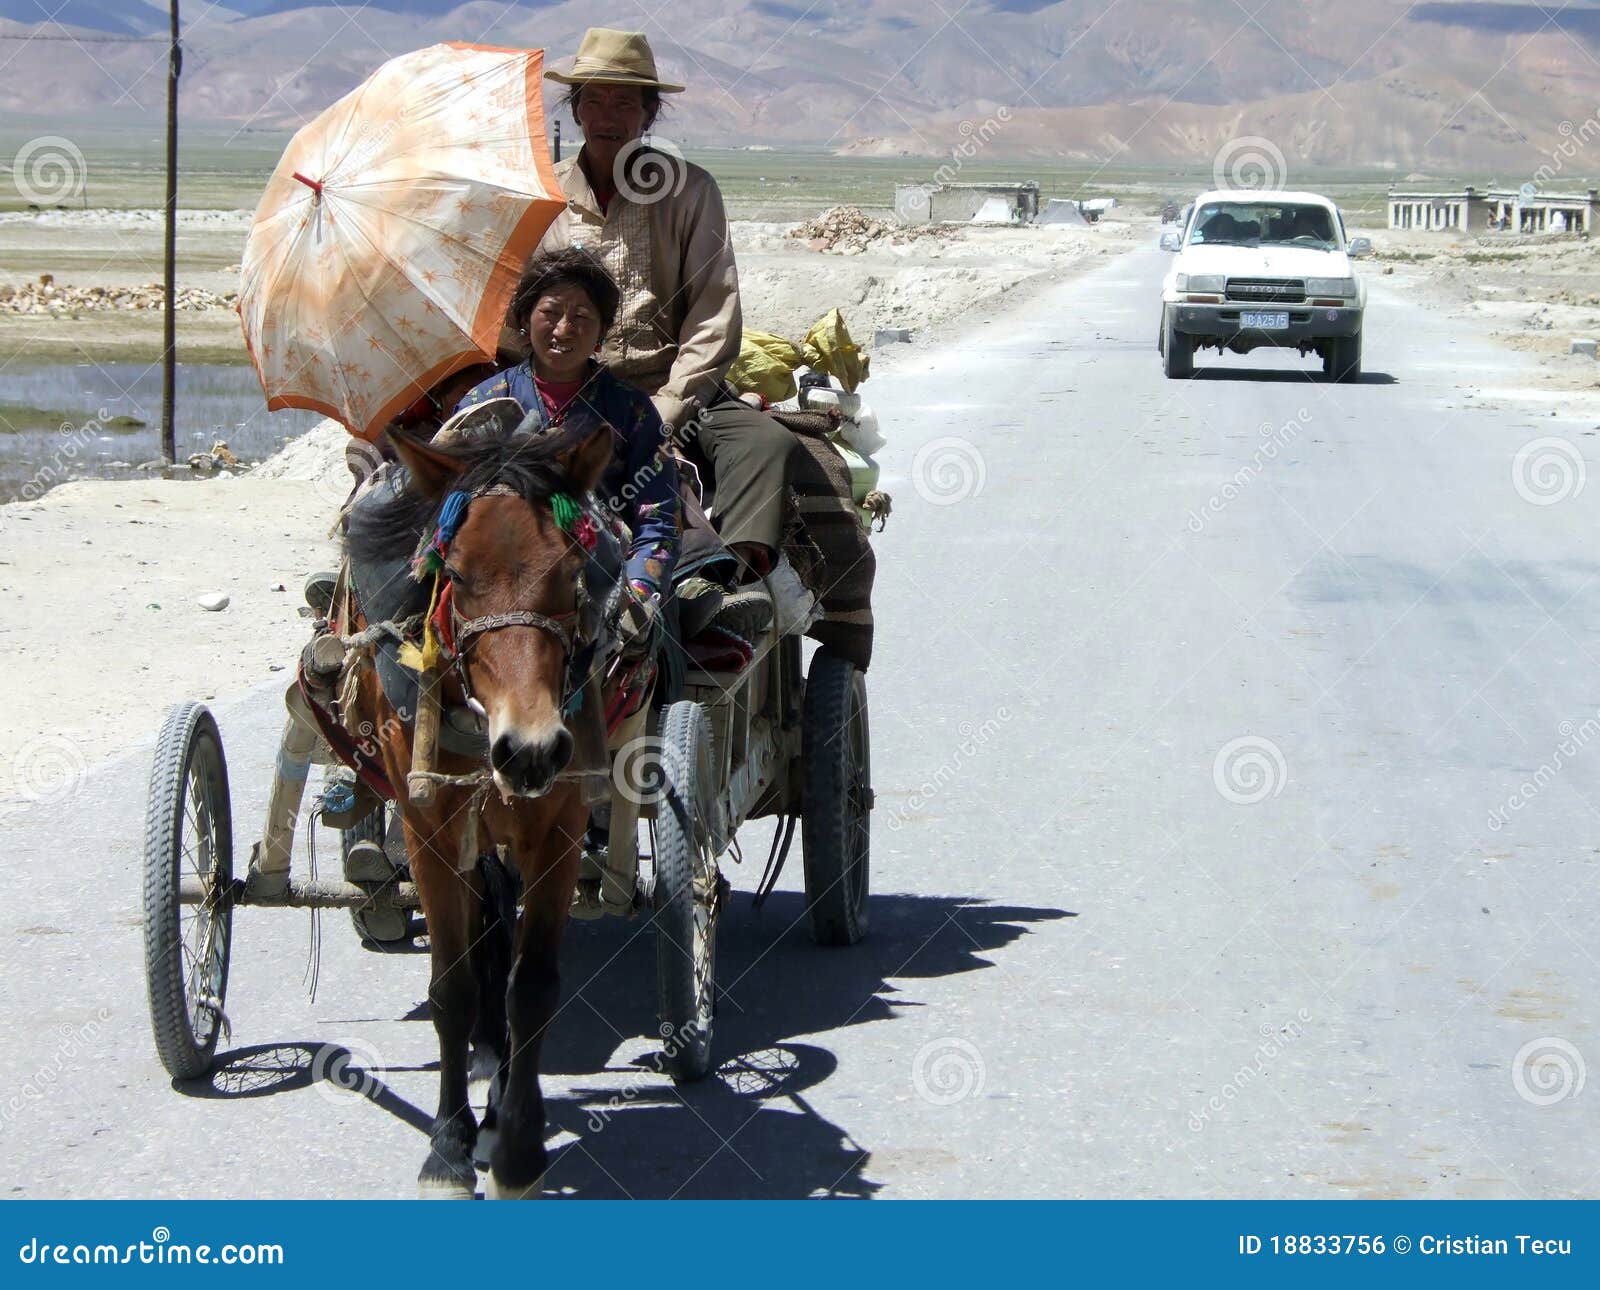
[727,331,804,402]
[801,308,870,393]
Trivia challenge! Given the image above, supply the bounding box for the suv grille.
[1225,278,1306,303]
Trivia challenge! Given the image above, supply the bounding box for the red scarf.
[533,374,585,422]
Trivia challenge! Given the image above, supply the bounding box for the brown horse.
[343,421,612,1198]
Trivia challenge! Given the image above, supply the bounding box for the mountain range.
[3,0,1599,172]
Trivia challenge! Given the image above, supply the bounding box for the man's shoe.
[675,575,726,640]
[708,587,774,642]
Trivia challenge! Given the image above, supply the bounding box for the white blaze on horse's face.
[450,499,579,800]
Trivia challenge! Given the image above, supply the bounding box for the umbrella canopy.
[239,42,566,441]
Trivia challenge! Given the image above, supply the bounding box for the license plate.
[1241,310,1289,330]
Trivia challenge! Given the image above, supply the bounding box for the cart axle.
[179,876,420,911]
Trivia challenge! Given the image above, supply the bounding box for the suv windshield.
[1187,201,1338,250]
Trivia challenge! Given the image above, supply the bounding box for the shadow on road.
[537,891,1074,1197]
[1189,367,1396,385]
[179,892,1070,1198]
[178,1040,434,1135]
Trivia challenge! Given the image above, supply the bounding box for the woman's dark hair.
[505,246,621,339]
[564,82,663,131]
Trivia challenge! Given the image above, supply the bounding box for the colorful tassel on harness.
[550,491,580,532]
[411,489,470,580]
[551,491,599,551]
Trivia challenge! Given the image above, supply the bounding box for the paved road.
[6,241,1598,1199]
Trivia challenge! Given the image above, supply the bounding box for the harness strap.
[294,665,398,802]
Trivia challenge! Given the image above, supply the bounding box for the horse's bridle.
[438,482,596,718]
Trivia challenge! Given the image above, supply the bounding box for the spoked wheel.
[341,803,411,945]
[143,701,234,1080]
[801,647,871,945]
[652,699,719,1082]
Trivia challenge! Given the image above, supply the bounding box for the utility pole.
[160,0,181,463]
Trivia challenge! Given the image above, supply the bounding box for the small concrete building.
[894,181,1040,225]
[1386,186,1492,232]
[1388,185,1600,234]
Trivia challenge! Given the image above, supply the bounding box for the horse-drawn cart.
[141,606,871,1084]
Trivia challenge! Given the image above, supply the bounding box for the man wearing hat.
[536,27,816,633]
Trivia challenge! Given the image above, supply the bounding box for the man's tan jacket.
[534,150,741,429]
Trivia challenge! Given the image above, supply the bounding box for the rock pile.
[789,206,950,254]
[0,276,238,314]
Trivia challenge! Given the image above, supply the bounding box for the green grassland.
[2,114,1592,376]
[0,116,1499,223]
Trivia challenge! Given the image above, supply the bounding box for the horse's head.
[389,421,612,800]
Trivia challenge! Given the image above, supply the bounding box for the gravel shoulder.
[1367,227,1600,417]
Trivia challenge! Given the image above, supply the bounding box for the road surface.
[5,240,1596,1199]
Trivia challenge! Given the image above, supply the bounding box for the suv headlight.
[1175,273,1225,294]
[1304,277,1357,297]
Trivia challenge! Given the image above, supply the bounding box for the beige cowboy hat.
[544,27,685,93]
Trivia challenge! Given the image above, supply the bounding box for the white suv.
[1158,189,1371,381]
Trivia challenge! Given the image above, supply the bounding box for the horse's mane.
[344,429,578,567]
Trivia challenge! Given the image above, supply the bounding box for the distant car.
[1158,189,1372,381]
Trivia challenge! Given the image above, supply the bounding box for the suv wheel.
[1323,332,1362,383]
[1162,308,1194,379]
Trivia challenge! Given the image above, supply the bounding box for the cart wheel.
[341,803,411,945]
[143,701,234,1080]
[802,648,871,946]
[653,700,718,1082]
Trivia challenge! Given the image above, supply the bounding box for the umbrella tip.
[291,171,325,198]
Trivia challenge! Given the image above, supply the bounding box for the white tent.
[1037,198,1088,226]
[970,195,1017,224]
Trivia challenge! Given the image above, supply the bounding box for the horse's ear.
[389,427,466,499]
[561,422,612,495]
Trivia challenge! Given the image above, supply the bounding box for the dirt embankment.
[0,204,1140,367]
[1369,229,1600,404]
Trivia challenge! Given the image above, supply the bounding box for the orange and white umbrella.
[238,42,565,441]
